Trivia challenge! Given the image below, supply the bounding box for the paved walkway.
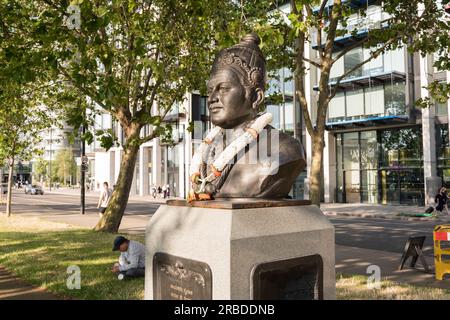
[336,244,450,290]
[322,203,450,222]
[0,266,59,300]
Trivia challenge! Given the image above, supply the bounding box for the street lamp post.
[49,127,52,192]
[81,124,86,215]
[80,103,91,215]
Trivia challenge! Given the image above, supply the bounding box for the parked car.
[24,184,44,195]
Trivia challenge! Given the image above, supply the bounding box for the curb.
[324,211,446,222]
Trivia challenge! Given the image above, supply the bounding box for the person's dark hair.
[112,236,129,251]
[103,182,109,187]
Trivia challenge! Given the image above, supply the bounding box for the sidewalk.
[0,266,59,300]
[336,244,450,290]
[45,187,180,204]
[322,203,450,222]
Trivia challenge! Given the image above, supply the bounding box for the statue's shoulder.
[265,125,305,163]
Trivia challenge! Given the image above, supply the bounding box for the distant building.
[31,124,81,185]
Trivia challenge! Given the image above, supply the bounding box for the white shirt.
[118,240,146,271]
[98,188,112,208]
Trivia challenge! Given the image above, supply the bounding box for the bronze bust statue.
[188,33,306,201]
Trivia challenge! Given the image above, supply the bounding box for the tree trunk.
[309,132,324,206]
[94,143,140,233]
[6,158,14,217]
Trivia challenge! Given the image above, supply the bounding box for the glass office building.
[307,0,449,206]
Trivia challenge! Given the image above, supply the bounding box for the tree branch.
[138,132,155,144]
[332,37,368,63]
[318,0,329,20]
[301,56,322,69]
[307,0,329,57]
[323,0,342,60]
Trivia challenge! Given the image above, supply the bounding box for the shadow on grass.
[0,229,145,300]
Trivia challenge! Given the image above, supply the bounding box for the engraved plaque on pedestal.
[251,254,323,300]
[153,252,212,300]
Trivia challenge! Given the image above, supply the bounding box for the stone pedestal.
[144,199,335,300]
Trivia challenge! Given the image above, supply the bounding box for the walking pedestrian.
[162,185,167,199]
[157,186,162,197]
[97,182,112,218]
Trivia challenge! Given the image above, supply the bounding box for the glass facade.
[336,127,424,205]
[379,128,424,205]
[437,124,450,187]
[191,94,209,139]
[328,80,406,123]
[147,147,153,194]
[435,81,448,116]
[167,144,179,197]
[330,46,405,83]
[436,101,448,116]
[327,44,407,124]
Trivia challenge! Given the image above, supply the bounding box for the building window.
[191,94,209,139]
[167,144,179,197]
[364,85,384,117]
[436,100,448,116]
[384,80,406,116]
[346,88,365,119]
[327,80,406,123]
[336,127,424,205]
[437,124,450,187]
[435,81,448,116]
[344,47,364,79]
[331,46,405,83]
[379,128,424,205]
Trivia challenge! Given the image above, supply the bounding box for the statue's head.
[207,33,266,129]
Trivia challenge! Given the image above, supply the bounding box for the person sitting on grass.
[111,236,146,280]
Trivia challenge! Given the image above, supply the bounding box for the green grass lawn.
[336,274,450,300]
[0,216,145,300]
[1,215,450,300]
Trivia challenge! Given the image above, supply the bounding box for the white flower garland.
[189,113,273,194]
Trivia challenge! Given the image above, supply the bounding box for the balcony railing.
[311,4,391,50]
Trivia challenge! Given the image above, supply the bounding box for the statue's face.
[207,68,255,129]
